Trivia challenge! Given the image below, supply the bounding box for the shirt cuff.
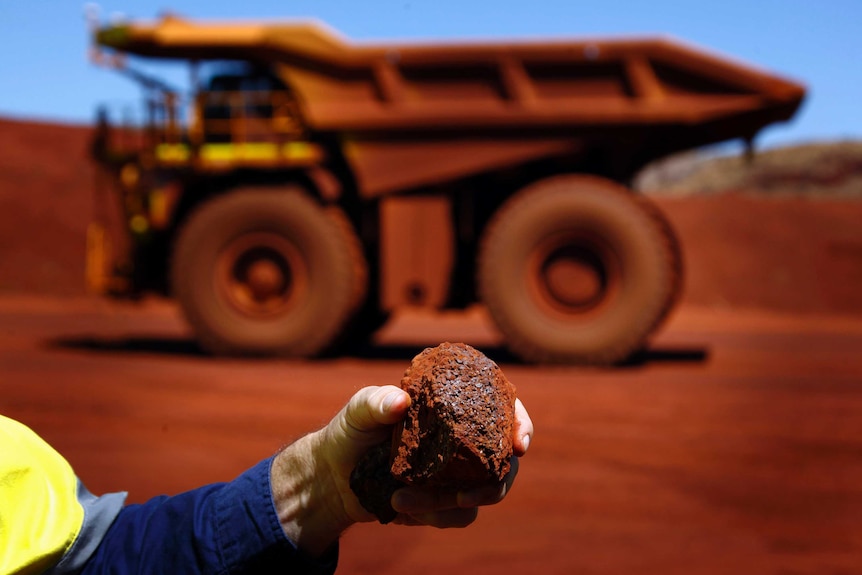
[213,456,338,575]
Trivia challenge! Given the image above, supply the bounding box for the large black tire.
[477,175,681,364]
[637,194,685,331]
[325,207,391,349]
[171,187,364,357]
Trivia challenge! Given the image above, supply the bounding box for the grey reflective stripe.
[43,480,127,575]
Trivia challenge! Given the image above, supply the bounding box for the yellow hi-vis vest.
[0,416,104,575]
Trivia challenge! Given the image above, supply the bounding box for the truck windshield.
[199,65,298,143]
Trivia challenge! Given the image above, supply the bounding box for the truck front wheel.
[171,187,363,357]
[478,175,681,364]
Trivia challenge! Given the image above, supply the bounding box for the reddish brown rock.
[349,342,517,523]
[391,342,517,486]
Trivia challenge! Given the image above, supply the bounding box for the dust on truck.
[87,15,805,363]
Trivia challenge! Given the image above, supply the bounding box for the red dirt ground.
[1,298,861,575]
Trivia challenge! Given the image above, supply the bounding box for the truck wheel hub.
[245,258,287,300]
[529,237,619,317]
[542,247,605,308]
[217,233,306,318]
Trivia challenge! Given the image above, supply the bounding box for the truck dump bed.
[95,16,805,194]
[96,15,803,132]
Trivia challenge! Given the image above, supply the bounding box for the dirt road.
[1,297,861,574]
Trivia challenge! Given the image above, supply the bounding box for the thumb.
[337,385,410,444]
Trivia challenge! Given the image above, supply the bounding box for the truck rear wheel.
[171,187,362,357]
[478,175,680,364]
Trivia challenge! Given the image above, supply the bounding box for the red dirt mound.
[0,117,93,295]
[656,194,862,315]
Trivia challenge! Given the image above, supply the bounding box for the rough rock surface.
[349,342,517,523]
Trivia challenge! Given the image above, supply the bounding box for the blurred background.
[1,0,861,302]
[1,2,860,574]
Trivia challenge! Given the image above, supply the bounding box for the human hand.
[325,385,533,527]
[271,385,533,556]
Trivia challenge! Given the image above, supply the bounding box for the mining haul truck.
[86,15,805,363]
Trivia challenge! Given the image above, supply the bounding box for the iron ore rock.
[349,342,517,523]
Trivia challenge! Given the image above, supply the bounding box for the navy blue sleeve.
[80,456,338,575]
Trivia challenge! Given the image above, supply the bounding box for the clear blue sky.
[2,1,860,149]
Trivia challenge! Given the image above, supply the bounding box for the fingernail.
[521,434,531,452]
[382,390,401,411]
